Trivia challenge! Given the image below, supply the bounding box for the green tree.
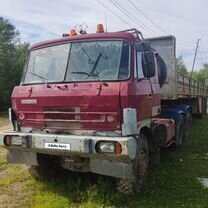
[176,55,188,75]
[0,17,29,110]
[192,64,208,85]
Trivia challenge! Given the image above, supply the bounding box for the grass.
[0,116,208,207]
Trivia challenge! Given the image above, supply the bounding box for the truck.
[0,25,207,194]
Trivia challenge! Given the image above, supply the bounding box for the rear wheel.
[176,115,184,147]
[183,111,192,141]
[116,135,149,195]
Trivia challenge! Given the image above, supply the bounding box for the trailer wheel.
[116,135,149,195]
[183,111,192,141]
[176,115,184,147]
[203,97,207,116]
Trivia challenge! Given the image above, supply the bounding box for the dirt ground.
[0,117,11,131]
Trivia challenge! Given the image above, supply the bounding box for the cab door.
[135,50,160,121]
[135,51,152,120]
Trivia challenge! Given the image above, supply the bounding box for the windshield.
[23,40,130,84]
[24,44,70,83]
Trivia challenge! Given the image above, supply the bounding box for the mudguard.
[159,108,185,121]
[170,104,192,114]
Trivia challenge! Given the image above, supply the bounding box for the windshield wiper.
[70,53,103,82]
[28,71,48,82]
[90,53,102,75]
[71,71,98,78]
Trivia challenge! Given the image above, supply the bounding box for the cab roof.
[29,30,141,51]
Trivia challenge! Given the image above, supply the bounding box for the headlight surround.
[95,141,122,154]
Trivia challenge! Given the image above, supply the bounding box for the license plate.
[45,143,70,150]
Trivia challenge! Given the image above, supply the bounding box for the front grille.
[44,107,80,120]
[18,108,118,130]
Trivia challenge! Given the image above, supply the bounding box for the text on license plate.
[45,143,71,150]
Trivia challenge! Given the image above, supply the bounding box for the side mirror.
[142,51,156,78]
[136,41,151,52]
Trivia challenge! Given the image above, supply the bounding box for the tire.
[28,154,62,179]
[183,111,192,141]
[203,98,207,116]
[116,135,149,195]
[175,115,184,147]
[116,179,134,195]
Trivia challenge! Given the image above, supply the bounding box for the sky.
[0,0,208,71]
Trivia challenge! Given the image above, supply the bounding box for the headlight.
[96,141,122,154]
[100,142,115,153]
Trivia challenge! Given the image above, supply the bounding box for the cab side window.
[136,52,144,79]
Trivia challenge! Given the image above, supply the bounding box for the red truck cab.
[13,29,161,133]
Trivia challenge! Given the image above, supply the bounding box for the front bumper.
[0,131,137,160]
[0,132,137,180]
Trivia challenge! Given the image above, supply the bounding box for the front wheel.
[117,135,149,194]
[28,154,62,179]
